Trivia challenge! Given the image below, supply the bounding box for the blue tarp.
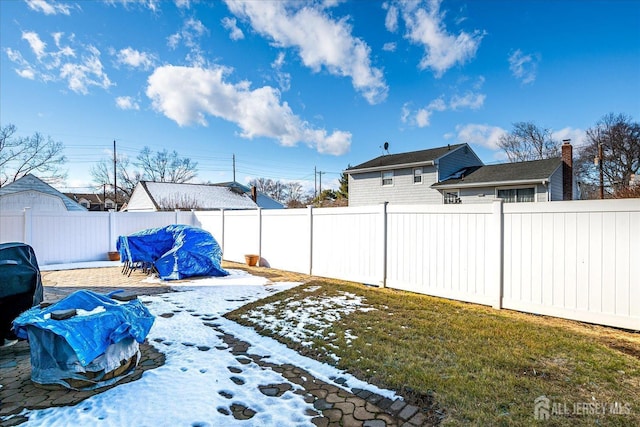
[13,290,155,366]
[117,224,229,280]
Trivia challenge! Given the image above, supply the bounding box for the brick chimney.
[250,185,257,203]
[562,140,573,200]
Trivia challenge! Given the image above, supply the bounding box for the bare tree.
[248,178,309,205]
[575,113,640,198]
[136,147,197,183]
[92,147,197,199]
[0,124,67,186]
[91,155,141,199]
[284,181,304,205]
[498,122,560,162]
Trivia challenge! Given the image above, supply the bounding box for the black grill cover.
[0,242,44,339]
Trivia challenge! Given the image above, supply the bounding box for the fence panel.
[261,208,311,274]
[112,212,181,238]
[30,211,111,264]
[385,204,496,306]
[193,211,223,246]
[222,210,260,263]
[502,199,640,330]
[0,211,24,243]
[312,206,383,285]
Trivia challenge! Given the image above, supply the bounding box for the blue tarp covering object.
[14,290,155,365]
[117,224,229,280]
[13,290,155,390]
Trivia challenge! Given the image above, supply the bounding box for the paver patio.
[0,265,432,426]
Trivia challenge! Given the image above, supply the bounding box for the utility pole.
[314,166,317,198]
[233,154,236,182]
[113,140,117,209]
[317,170,325,196]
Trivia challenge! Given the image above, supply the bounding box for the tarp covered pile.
[13,290,155,390]
[117,224,228,280]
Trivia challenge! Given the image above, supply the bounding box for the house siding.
[548,166,563,201]
[349,166,442,207]
[125,184,156,211]
[437,145,483,180]
[441,184,550,204]
[0,191,67,211]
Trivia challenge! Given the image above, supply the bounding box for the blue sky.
[1,0,639,194]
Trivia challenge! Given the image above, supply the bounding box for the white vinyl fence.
[1,199,638,330]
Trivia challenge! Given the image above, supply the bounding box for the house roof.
[64,193,104,204]
[137,181,258,210]
[432,157,563,189]
[213,181,285,209]
[346,144,467,173]
[0,174,87,211]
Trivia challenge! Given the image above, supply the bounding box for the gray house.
[0,174,87,211]
[345,142,575,206]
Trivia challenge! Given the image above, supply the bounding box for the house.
[0,174,87,212]
[213,181,285,209]
[345,142,575,206]
[123,181,258,212]
[63,193,117,211]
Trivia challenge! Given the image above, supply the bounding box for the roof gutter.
[433,178,550,190]
[346,160,435,174]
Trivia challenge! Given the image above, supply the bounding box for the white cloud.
[115,96,140,110]
[402,91,484,128]
[224,0,387,104]
[271,52,291,92]
[59,45,112,94]
[552,127,586,147]
[508,49,539,84]
[382,42,396,52]
[22,31,47,60]
[168,17,208,49]
[221,17,244,40]
[25,0,72,15]
[449,91,485,110]
[115,47,155,70]
[146,65,352,155]
[8,31,111,94]
[394,0,484,77]
[455,123,507,150]
[174,0,191,8]
[384,3,399,32]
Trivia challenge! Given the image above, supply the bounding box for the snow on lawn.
[8,269,397,427]
[240,289,377,361]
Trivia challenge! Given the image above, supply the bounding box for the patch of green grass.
[226,275,640,426]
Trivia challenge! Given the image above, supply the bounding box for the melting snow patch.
[240,289,375,360]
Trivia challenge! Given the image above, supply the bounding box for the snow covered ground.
[5,268,398,426]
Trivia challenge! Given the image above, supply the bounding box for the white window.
[105,201,114,208]
[81,202,89,208]
[497,187,535,203]
[444,191,461,204]
[413,168,422,184]
[382,171,393,186]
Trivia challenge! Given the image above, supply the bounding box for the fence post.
[492,200,504,309]
[109,209,117,251]
[220,209,225,255]
[381,202,388,288]
[257,208,262,262]
[174,209,180,224]
[23,207,32,244]
[308,205,314,276]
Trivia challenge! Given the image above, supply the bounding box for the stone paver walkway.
[0,265,434,426]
